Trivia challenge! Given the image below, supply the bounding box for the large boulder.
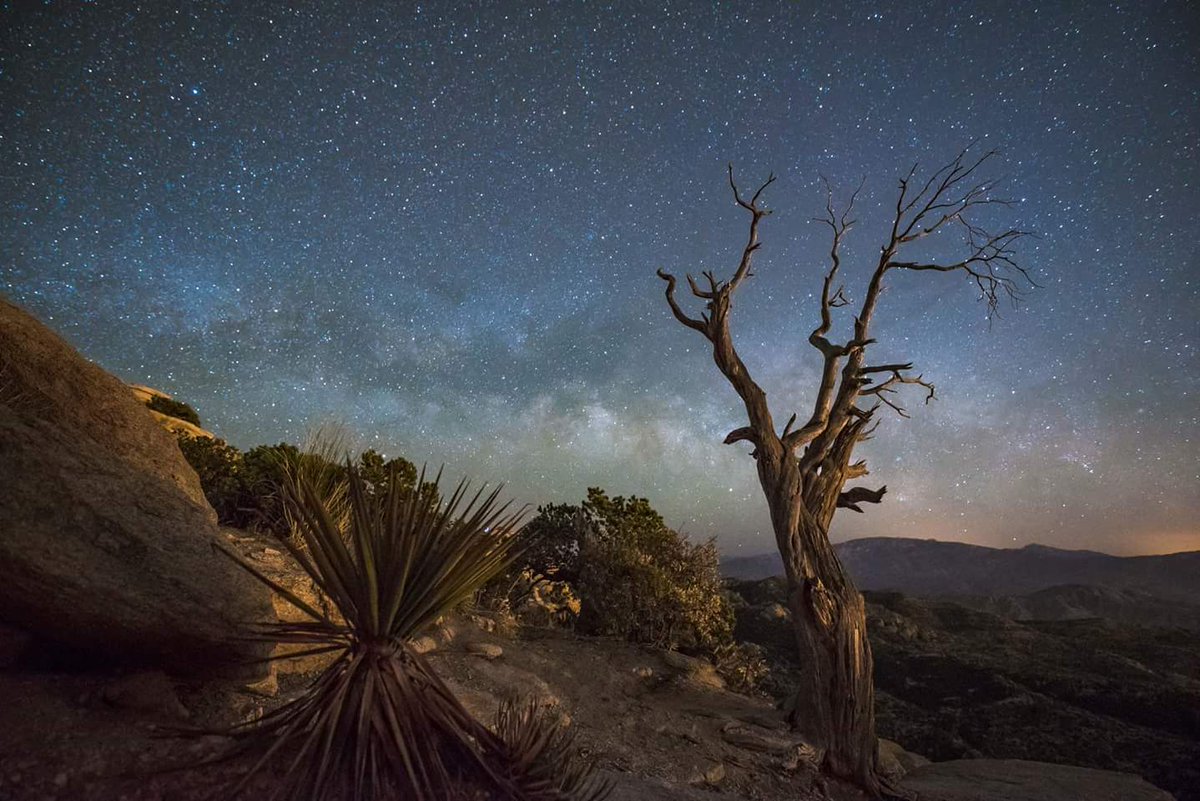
[901,759,1175,801]
[0,297,271,675]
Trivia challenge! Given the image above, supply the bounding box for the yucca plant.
[213,463,610,801]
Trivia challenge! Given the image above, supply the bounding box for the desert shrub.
[177,434,243,522]
[175,435,293,534]
[574,488,734,653]
[357,447,417,495]
[177,434,430,540]
[145,394,201,426]
[712,641,770,694]
[237,442,300,535]
[486,567,583,629]
[478,501,586,617]
[490,488,764,689]
[517,501,589,583]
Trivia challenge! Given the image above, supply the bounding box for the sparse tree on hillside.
[656,146,1032,795]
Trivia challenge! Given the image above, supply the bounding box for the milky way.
[2,2,1197,555]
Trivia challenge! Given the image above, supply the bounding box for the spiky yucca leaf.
[215,464,609,801]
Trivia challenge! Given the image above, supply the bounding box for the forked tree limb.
[656,268,708,335]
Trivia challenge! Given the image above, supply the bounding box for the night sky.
[2,2,1197,556]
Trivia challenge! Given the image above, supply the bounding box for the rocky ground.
[0,612,840,801]
[0,612,1175,801]
[0,542,1178,801]
[0,528,842,801]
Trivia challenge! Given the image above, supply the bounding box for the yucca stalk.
[214,464,610,801]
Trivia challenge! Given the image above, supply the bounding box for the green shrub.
[574,488,733,652]
[176,434,243,522]
[237,442,299,535]
[712,641,770,694]
[490,488,765,691]
[145,394,202,426]
[177,435,429,540]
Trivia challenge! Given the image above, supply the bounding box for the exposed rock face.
[128,384,216,440]
[0,297,271,675]
[901,759,1176,801]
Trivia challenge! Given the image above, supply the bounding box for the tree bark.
[762,457,880,794]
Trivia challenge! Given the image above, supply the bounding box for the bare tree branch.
[658,167,781,458]
[656,269,710,335]
[890,226,1033,315]
[727,164,775,291]
[782,178,864,453]
[836,485,887,513]
[660,147,1032,514]
[859,366,936,419]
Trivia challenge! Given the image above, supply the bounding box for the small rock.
[657,722,702,744]
[409,635,438,655]
[760,602,791,621]
[878,738,927,780]
[242,671,279,698]
[436,620,458,645]
[689,761,726,786]
[466,642,504,660]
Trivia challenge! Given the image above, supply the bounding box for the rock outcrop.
[0,297,271,675]
[128,384,215,440]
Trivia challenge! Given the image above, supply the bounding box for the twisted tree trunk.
[655,149,1031,798]
[762,454,879,792]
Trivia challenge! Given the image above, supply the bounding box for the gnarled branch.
[658,168,780,459]
[859,365,936,419]
[837,485,887,513]
[656,269,709,336]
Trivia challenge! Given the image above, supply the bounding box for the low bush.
[145,394,202,426]
[177,434,424,539]
[488,487,766,691]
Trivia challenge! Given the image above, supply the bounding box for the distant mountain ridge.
[948,584,1200,630]
[723,537,1200,605]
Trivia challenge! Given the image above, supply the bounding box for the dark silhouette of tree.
[656,145,1032,795]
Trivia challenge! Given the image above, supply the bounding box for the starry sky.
[2,1,1197,557]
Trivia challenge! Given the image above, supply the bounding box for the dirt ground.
[0,614,850,801]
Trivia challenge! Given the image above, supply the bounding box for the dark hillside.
[729,578,1200,801]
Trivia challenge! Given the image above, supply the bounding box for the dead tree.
[656,146,1031,795]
